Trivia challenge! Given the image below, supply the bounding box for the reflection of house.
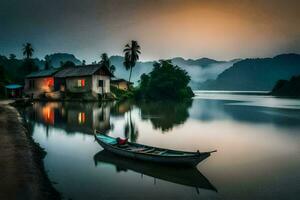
[5,84,23,98]
[24,69,58,98]
[26,102,111,134]
[111,78,133,91]
[54,64,113,98]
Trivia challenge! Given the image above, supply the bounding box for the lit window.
[78,79,85,87]
[47,78,54,87]
[78,112,86,124]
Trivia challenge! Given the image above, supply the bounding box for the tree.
[22,59,39,75]
[0,65,6,97]
[44,55,52,70]
[9,54,16,60]
[123,40,141,83]
[0,65,6,81]
[100,53,116,75]
[137,60,194,100]
[22,43,38,75]
[22,43,34,59]
[60,61,75,69]
[82,60,86,65]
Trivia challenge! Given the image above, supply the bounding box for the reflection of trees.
[110,100,132,117]
[124,110,139,142]
[137,100,193,132]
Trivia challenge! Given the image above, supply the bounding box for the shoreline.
[0,102,60,200]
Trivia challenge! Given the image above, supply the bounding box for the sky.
[0,0,299,62]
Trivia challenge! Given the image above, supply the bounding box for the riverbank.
[0,101,60,200]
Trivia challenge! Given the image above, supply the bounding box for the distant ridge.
[198,53,300,91]
[110,55,237,85]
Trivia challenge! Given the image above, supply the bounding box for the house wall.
[65,75,110,95]
[24,77,54,97]
[65,76,92,93]
[92,75,110,94]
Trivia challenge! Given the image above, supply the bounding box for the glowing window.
[78,112,86,124]
[77,79,85,87]
[47,77,54,87]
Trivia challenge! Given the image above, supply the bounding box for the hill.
[198,54,300,91]
[110,56,237,86]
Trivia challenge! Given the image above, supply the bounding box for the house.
[5,84,23,98]
[24,69,58,98]
[111,78,133,90]
[54,64,113,99]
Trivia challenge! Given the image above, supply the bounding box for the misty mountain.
[110,55,238,86]
[198,54,300,91]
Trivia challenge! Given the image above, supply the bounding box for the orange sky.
[0,0,299,61]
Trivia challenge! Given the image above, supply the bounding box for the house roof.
[5,84,23,89]
[54,64,114,78]
[111,78,133,84]
[26,69,59,78]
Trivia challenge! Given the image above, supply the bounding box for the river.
[23,91,300,200]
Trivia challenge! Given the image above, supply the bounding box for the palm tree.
[123,40,141,83]
[100,53,116,75]
[22,43,34,59]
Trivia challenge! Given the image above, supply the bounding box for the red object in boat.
[117,137,128,145]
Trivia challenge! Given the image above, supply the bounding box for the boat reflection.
[93,150,217,193]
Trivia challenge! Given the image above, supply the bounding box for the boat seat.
[158,150,168,155]
[129,148,147,152]
[141,148,156,153]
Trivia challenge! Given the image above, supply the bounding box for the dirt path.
[0,102,60,200]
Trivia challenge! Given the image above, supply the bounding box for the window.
[98,80,104,87]
[77,79,85,87]
[29,80,35,89]
[78,112,86,124]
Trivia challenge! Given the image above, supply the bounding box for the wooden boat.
[95,134,216,167]
[94,150,217,192]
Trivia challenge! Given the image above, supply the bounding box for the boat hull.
[96,136,211,167]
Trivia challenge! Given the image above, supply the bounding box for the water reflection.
[23,93,300,200]
[190,99,300,128]
[24,102,111,135]
[137,100,193,132]
[94,150,217,192]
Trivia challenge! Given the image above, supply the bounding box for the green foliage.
[44,55,52,70]
[0,65,7,97]
[22,59,39,76]
[136,60,194,100]
[60,61,75,69]
[100,53,115,75]
[110,85,134,101]
[271,75,300,97]
[9,54,16,60]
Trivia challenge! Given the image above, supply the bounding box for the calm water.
[23,92,300,200]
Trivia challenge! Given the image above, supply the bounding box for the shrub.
[136,60,194,100]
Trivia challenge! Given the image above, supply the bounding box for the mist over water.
[23,92,300,200]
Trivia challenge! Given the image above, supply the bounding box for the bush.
[110,85,134,101]
[136,60,194,100]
